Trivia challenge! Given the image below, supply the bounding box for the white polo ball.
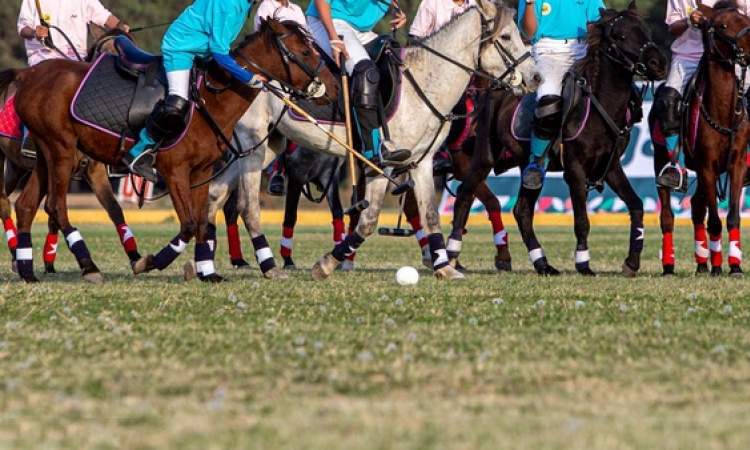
[395,266,419,286]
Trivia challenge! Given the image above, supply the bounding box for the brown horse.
[652,2,750,276]
[1,19,331,283]
[0,27,140,275]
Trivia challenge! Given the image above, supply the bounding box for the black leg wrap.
[207,223,217,260]
[252,235,276,273]
[16,232,35,281]
[428,233,449,270]
[153,235,187,270]
[332,233,365,262]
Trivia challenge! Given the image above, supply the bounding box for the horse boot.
[655,87,688,192]
[351,60,410,167]
[522,95,561,190]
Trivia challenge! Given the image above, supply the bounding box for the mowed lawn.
[2,222,750,449]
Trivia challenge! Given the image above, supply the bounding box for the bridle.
[234,25,325,99]
[601,14,658,78]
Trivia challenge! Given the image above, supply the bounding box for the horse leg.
[726,150,746,276]
[42,216,59,274]
[237,162,286,280]
[312,176,389,280]
[13,162,47,282]
[513,182,558,275]
[448,163,492,272]
[564,164,595,276]
[700,169,723,276]
[411,160,464,280]
[223,187,249,268]
[691,185,710,274]
[476,181,510,272]
[133,166,195,276]
[403,190,431,268]
[343,171,366,266]
[605,162,645,277]
[190,170,224,283]
[85,161,141,269]
[281,177,302,269]
[327,177,352,272]
[0,152,18,270]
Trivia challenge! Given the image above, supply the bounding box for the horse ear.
[599,8,617,20]
[628,0,637,12]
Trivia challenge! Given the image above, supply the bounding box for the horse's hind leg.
[653,139,677,275]
[605,162,644,277]
[475,181,511,272]
[223,187,249,268]
[403,190,430,268]
[190,171,224,283]
[326,176,350,271]
[86,161,141,269]
[13,161,47,282]
[726,151,746,276]
[700,169,723,276]
[564,164,595,276]
[280,177,303,269]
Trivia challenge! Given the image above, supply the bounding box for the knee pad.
[352,60,380,111]
[146,95,190,142]
[533,95,563,140]
[654,86,682,134]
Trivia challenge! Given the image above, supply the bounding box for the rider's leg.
[268,141,296,195]
[123,67,191,182]
[523,95,562,189]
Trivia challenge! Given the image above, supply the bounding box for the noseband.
[602,14,658,78]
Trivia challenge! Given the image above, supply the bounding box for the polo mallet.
[378,191,415,237]
[264,84,414,195]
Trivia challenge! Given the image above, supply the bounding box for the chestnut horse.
[1,19,330,283]
[652,2,750,276]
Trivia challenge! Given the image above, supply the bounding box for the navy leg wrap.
[195,242,215,277]
[153,235,187,270]
[207,223,217,260]
[252,234,276,273]
[16,232,33,279]
[332,232,365,261]
[630,223,645,254]
[63,227,91,264]
[428,233,449,269]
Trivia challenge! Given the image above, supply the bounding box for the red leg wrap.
[661,231,675,266]
[694,224,709,264]
[116,223,138,254]
[227,224,243,261]
[728,228,742,266]
[280,226,293,258]
[3,217,17,251]
[709,233,723,268]
[332,218,345,244]
[43,232,59,264]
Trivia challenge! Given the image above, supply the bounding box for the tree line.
[0,0,669,68]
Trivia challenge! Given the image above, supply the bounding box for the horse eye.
[501,34,511,41]
[616,33,626,40]
[302,49,311,57]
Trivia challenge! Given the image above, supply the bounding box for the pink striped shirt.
[667,0,749,58]
[409,0,475,38]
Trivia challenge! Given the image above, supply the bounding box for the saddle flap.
[561,72,586,137]
[127,62,168,134]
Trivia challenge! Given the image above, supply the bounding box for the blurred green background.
[0,0,669,68]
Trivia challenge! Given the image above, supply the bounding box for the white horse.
[206,0,538,281]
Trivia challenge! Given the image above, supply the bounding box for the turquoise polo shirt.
[518,0,604,43]
[307,0,390,32]
[162,0,251,71]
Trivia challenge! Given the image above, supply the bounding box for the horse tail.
[0,69,19,101]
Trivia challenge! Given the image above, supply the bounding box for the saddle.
[288,36,403,124]
[70,37,194,150]
[650,75,702,159]
[510,73,590,143]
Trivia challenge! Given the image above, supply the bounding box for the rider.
[409,0,476,174]
[306,0,411,166]
[518,0,604,190]
[656,0,750,190]
[254,0,309,196]
[124,0,267,182]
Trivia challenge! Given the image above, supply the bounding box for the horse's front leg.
[690,186,709,274]
[411,159,464,280]
[726,140,747,277]
[605,162,644,277]
[513,178,558,275]
[281,176,303,270]
[190,169,224,283]
[311,175,389,280]
[326,176,352,271]
[13,160,47,282]
[223,187,250,269]
[653,143,677,275]
[0,150,18,269]
[699,165,723,276]
[564,163,595,276]
[475,181,510,272]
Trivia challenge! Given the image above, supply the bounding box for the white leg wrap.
[528,248,545,263]
[433,249,449,267]
[575,250,591,264]
[65,231,83,247]
[196,259,216,276]
[695,241,710,259]
[494,230,507,246]
[729,241,742,260]
[446,238,462,253]
[170,239,187,253]
[16,248,32,261]
[710,239,722,253]
[5,229,15,242]
[256,247,274,263]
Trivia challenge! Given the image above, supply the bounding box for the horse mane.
[238,18,312,50]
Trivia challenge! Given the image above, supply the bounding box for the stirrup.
[126,150,158,183]
[657,163,687,193]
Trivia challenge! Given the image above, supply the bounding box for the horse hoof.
[621,262,637,278]
[312,253,339,281]
[577,266,597,277]
[711,266,723,277]
[729,265,743,277]
[284,263,297,271]
[263,266,289,280]
[183,261,197,281]
[340,259,355,272]
[662,265,675,276]
[494,259,512,273]
[537,265,560,276]
[200,273,225,283]
[22,275,39,283]
[696,263,709,275]
[82,271,104,284]
[232,259,251,269]
[434,265,466,280]
[44,263,57,274]
[132,255,153,275]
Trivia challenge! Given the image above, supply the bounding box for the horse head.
[699,0,750,70]
[475,0,538,92]
[237,18,335,101]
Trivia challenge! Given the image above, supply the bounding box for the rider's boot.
[656,135,687,192]
[522,133,549,190]
[123,128,159,183]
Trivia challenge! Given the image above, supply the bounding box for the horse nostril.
[533,73,542,83]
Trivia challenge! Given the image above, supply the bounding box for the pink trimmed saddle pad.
[0,96,22,140]
[510,94,591,142]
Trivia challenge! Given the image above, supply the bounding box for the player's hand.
[35,25,49,40]
[248,73,268,89]
[330,39,349,67]
[390,10,407,30]
[689,10,704,27]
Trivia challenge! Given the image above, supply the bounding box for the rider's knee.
[146,94,190,142]
[533,95,563,139]
[351,60,380,111]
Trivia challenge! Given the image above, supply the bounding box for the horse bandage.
[528,248,545,264]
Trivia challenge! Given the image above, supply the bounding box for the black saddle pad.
[510,85,590,142]
[288,36,403,124]
[71,54,167,141]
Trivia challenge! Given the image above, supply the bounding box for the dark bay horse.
[652,2,750,276]
[1,19,331,283]
[451,2,667,276]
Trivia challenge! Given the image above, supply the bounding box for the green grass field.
[2,223,750,449]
